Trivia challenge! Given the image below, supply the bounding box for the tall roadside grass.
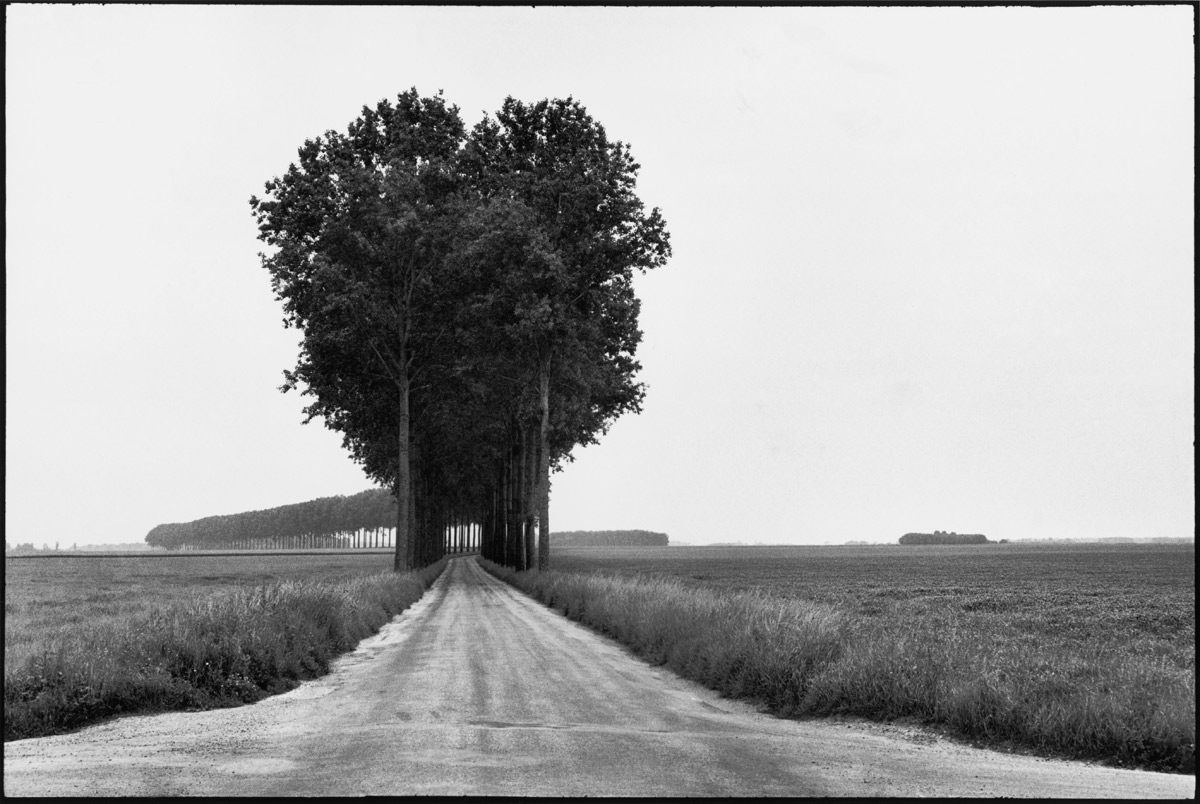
[5,560,444,741]
[482,560,1194,774]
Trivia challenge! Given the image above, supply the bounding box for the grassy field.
[548,542,1193,636]
[5,551,398,672]
[5,551,438,740]
[488,542,1194,773]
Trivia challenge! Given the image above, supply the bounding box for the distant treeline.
[900,531,990,545]
[145,489,398,551]
[6,542,157,555]
[553,530,669,547]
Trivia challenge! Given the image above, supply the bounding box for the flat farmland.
[548,543,1194,639]
[5,551,396,674]
[537,542,1194,771]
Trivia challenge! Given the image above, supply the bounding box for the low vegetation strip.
[4,560,445,742]
[552,530,669,547]
[481,558,1194,774]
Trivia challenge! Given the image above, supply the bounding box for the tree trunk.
[517,426,527,570]
[537,352,552,570]
[506,436,520,568]
[486,487,497,562]
[408,437,421,568]
[523,424,537,570]
[393,367,412,572]
[518,428,532,570]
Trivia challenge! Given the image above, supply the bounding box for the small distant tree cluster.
[145,489,398,551]
[249,89,670,572]
[552,530,669,547]
[899,531,990,545]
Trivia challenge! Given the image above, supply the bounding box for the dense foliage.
[552,530,669,547]
[899,531,990,545]
[144,489,397,550]
[249,89,670,571]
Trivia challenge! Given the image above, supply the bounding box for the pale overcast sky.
[6,5,1194,547]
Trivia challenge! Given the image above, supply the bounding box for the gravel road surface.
[4,557,1193,797]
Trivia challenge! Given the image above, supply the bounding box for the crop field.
[5,551,397,673]
[548,542,1194,635]
[546,542,1195,676]
[513,541,1195,772]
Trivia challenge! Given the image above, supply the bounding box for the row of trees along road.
[145,489,402,551]
[249,90,671,572]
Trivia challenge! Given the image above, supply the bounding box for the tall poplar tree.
[462,97,671,569]
[250,89,465,571]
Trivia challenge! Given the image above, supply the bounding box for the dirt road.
[4,557,1193,797]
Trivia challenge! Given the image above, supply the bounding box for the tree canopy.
[249,89,670,571]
